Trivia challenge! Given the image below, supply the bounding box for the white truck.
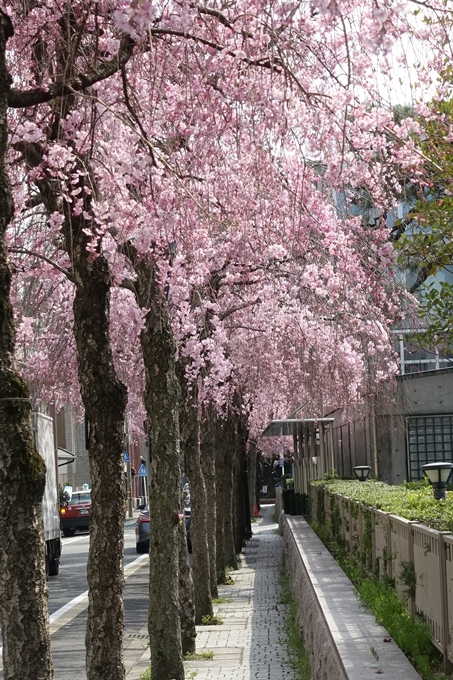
[33,412,61,576]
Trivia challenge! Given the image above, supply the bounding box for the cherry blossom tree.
[0,5,136,679]
[3,2,453,680]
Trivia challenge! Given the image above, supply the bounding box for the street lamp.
[353,465,372,482]
[422,462,453,500]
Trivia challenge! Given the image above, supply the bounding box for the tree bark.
[216,415,237,576]
[214,418,226,584]
[0,12,53,679]
[178,376,213,624]
[70,250,128,680]
[233,414,248,554]
[59,164,128,679]
[135,261,184,680]
[178,518,196,655]
[200,409,218,598]
[247,440,257,519]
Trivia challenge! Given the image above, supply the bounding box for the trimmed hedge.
[311,478,453,531]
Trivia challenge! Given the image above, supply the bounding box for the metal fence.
[309,485,453,672]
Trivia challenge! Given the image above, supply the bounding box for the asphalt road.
[0,517,150,680]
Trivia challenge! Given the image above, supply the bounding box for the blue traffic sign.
[138,463,148,477]
[123,451,130,463]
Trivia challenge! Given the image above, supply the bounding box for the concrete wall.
[328,369,453,485]
[283,515,423,680]
[397,367,453,415]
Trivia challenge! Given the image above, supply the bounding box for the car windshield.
[70,492,91,504]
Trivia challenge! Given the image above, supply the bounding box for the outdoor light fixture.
[422,462,453,500]
[353,465,372,482]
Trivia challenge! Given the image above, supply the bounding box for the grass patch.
[221,566,236,585]
[212,597,232,604]
[184,651,214,660]
[358,580,445,680]
[310,522,447,680]
[219,575,235,585]
[201,614,223,625]
[140,667,151,680]
[278,562,311,680]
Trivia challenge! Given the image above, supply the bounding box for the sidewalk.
[126,504,295,680]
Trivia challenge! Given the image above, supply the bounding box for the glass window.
[408,416,453,480]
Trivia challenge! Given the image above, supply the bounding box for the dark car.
[135,499,191,553]
[135,507,150,553]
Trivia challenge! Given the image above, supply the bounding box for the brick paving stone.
[126,504,295,680]
[184,505,295,680]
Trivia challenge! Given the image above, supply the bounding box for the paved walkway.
[127,504,295,680]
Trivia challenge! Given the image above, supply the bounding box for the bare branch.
[409,264,435,294]
[218,297,262,321]
[8,35,135,108]
[9,247,73,281]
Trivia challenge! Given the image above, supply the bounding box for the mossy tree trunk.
[0,12,53,679]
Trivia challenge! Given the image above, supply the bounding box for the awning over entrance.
[261,417,336,496]
[261,418,334,437]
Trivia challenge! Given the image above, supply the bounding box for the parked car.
[135,500,192,554]
[135,506,150,553]
[60,487,92,537]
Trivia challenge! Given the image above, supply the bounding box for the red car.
[60,488,92,537]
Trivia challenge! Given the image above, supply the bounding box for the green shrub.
[311,479,453,531]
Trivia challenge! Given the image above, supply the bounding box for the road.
[0,517,150,680]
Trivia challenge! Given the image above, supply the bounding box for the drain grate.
[124,633,149,640]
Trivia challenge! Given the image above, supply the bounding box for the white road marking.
[61,535,88,545]
[0,553,148,667]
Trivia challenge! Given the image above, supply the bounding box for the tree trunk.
[200,409,218,598]
[233,415,249,554]
[0,12,53,679]
[216,415,237,574]
[215,418,226,584]
[178,518,196,655]
[135,262,184,680]
[70,251,128,680]
[223,418,238,570]
[247,440,257,519]
[179,386,213,624]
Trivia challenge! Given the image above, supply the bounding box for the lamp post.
[422,462,453,500]
[353,465,372,482]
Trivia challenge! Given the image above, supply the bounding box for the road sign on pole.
[138,463,148,477]
[123,451,130,463]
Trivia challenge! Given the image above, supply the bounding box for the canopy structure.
[261,417,335,495]
[261,418,334,437]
